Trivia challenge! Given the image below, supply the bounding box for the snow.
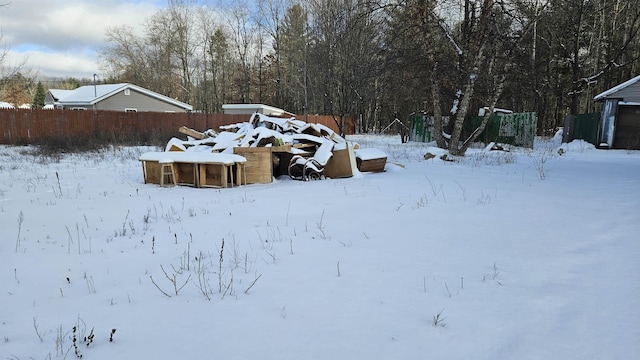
[1,136,639,360]
[310,140,334,165]
[244,127,292,147]
[139,151,246,165]
[164,137,187,152]
[209,131,244,151]
[355,148,387,160]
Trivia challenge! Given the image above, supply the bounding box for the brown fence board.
[0,109,354,145]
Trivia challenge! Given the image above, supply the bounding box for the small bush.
[21,131,167,160]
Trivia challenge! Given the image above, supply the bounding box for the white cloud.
[5,49,99,79]
[0,0,160,78]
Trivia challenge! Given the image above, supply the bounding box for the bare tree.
[306,0,385,135]
[0,26,36,106]
[228,5,258,103]
[101,25,149,84]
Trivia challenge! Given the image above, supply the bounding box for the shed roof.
[222,103,295,117]
[594,74,640,101]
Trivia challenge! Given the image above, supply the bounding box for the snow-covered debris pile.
[161,112,387,182]
[170,113,345,153]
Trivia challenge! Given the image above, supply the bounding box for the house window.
[124,89,131,96]
[71,107,87,110]
[125,108,137,112]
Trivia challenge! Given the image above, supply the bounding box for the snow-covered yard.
[1,135,639,359]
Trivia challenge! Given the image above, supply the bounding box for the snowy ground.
[1,135,639,360]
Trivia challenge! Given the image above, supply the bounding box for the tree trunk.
[448,43,484,156]
[431,60,447,148]
[459,68,509,153]
[447,74,476,156]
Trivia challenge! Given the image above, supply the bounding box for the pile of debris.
[164,113,386,184]
[173,113,343,153]
[139,112,387,188]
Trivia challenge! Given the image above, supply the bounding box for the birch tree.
[418,0,533,155]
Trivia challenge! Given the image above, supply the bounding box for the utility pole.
[93,74,97,97]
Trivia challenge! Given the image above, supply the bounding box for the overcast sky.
[0,0,164,80]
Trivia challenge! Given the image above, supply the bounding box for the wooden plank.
[324,145,356,178]
[174,162,198,187]
[356,157,387,172]
[233,147,273,184]
[199,163,226,188]
[179,126,207,140]
[140,160,161,184]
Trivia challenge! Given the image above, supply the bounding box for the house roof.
[594,74,640,101]
[48,89,74,102]
[48,83,193,111]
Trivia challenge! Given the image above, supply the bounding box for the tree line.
[99,0,639,154]
[4,0,640,155]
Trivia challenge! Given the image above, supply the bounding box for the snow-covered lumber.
[179,126,207,140]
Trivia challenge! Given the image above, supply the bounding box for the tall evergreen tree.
[32,81,46,109]
[208,28,231,112]
[279,4,309,114]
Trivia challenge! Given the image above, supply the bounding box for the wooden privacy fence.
[0,109,354,145]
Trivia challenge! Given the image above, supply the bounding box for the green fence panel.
[500,112,537,149]
[466,112,537,148]
[572,112,600,145]
[411,112,536,148]
[410,115,432,142]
